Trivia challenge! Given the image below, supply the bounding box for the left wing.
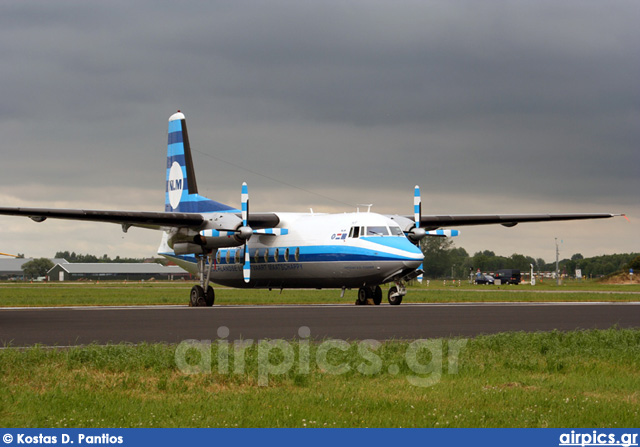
[0,207,204,230]
[0,207,280,232]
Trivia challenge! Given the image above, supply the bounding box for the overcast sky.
[1,0,638,262]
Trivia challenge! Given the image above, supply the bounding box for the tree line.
[53,251,151,264]
[420,237,639,279]
[16,247,639,281]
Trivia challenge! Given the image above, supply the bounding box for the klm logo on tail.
[168,161,184,210]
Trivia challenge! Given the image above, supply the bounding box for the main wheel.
[205,286,215,306]
[357,287,369,305]
[190,285,206,307]
[373,286,382,305]
[387,286,402,305]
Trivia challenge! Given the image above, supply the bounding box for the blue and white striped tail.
[166,111,239,213]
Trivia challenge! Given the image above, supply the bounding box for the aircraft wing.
[412,213,621,231]
[0,207,280,231]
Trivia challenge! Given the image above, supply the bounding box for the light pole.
[555,238,560,286]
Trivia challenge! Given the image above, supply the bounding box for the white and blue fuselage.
[161,211,423,289]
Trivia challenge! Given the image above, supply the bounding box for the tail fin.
[166,111,238,213]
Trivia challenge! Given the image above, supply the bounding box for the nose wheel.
[387,282,406,305]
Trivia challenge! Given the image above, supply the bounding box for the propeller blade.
[241,182,249,227]
[414,185,424,283]
[414,185,421,228]
[253,228,289,236]
[425,229,461,237]
[243,244,250,283]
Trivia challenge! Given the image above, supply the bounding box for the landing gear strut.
[189,252,215,307]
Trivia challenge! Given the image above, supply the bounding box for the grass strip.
[1,328,638,427]
[0,281,638,307]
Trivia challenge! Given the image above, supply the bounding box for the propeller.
[240,182,251,283]
[236,182,289,284]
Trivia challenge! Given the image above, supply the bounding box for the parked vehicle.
[494,269,521,285]
[475,274,495,285]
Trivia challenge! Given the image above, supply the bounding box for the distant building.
[47,263,190,282]
[0,258,68,280]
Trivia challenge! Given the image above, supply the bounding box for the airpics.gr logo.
[168,161,184,209]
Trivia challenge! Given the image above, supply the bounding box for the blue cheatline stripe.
[163,243,422,266]
[360,236,423,254]
[164,248,417,267]
[168,131,183,145]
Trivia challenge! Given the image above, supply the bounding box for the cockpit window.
[366,226,389,236]
[348,226,360,238]
[390,226,404,236]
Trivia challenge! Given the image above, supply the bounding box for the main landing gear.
[355,281,407,306]
[189,252,215,307]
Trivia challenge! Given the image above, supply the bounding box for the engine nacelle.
[195,229,244,249]
[166,212,247,254]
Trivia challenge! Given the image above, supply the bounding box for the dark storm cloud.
[0,1,638,258]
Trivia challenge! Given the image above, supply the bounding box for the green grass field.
[0,280,639,307]
[1,281,637,427]
[1,328,638,427]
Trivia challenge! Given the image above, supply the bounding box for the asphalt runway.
[1,302,639,347]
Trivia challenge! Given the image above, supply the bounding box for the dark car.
[475,274,495,285]
[494,269,521,285]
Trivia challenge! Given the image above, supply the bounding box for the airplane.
[0,111,625,306]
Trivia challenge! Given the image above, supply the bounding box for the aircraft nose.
[403,259,422,269]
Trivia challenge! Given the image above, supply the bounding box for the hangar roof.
[48,263,187,275]
[0,258,68,275]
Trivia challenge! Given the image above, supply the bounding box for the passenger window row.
[215,247,301,265]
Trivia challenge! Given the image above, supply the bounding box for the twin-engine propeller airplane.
[0,111,625,306]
